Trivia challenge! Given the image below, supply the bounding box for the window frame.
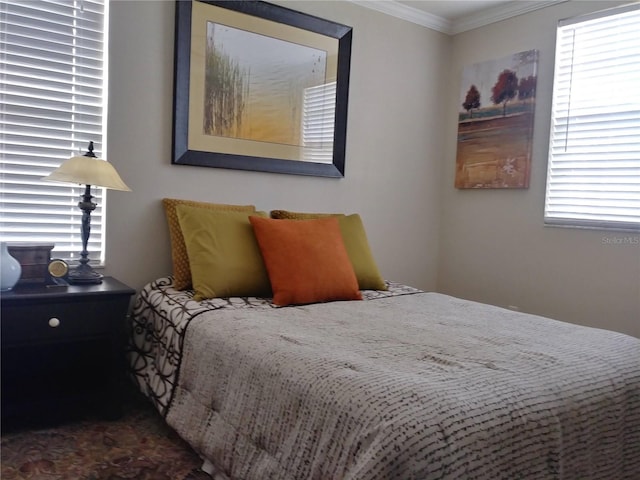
[543,3,640,233]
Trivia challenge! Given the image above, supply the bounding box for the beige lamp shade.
[44,155,131,191]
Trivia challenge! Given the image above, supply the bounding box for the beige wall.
[104,1,448,292]
[439,1,640,337]
[103,0,639,338]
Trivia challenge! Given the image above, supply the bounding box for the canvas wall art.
[455,50,538,188]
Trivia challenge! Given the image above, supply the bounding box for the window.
[544,4,640,232]
[0,0,109,262]
[302,81,336,164]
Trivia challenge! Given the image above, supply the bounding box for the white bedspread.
[165,292,640,480]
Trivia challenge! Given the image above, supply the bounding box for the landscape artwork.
[204,21,328,148]
[455,50,538,188]
[174,0,352,177]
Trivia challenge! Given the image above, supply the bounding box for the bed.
[129,200,640,479]
[128,276,640,480]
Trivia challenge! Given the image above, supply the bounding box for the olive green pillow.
[338,214,387,291]
[176,205,271,301]
[270,210,387,291]
[163,198,256,290]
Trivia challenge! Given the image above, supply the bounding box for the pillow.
[270,210,340,220]
[338,214,387,290]
[163,198,256,290]
[249,216,362,306]
[176,205,271,301]
[270,210,386,290]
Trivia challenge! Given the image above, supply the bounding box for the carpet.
[1,389,211,480]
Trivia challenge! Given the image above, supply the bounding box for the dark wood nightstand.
[1,277,135,430]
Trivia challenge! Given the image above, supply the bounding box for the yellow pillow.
[163,198,256,290]
[176,206,271,301]
[249,216,362,306]
[270,210,387,290]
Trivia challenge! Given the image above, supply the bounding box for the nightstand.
[1,277,135,429]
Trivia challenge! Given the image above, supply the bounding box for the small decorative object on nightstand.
[48,259,70,279]
[0,242,21,291]
[7,243,55,286]
[1,277,135,429]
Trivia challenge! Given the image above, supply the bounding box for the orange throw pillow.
[249,216,362,307]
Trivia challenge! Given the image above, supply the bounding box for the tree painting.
[518,75,537,102]
[462,85,481,118]
[455,50,538,189]
[491,69,518,117]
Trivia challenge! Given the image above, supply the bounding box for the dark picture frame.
[172,0,353,177]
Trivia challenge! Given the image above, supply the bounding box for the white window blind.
[302,81,336,164]
[0,0,108,262]
[544,3,640,232]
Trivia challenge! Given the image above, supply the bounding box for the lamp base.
[67,264,103,285]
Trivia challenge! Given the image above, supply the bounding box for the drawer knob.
[48,317,61,328]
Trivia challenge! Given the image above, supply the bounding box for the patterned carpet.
[1,388,211,480]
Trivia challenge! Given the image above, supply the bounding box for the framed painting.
[172,0,353,177]
[455,50,538,188]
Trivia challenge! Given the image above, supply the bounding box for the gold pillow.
[176,206,271,301]
[269,210,387,290]
[162,198,256,290]
[270,210,340,220]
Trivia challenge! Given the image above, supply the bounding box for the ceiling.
[397,1,512,20]
[351,0,565,35]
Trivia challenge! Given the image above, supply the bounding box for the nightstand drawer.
[1,297,128,344]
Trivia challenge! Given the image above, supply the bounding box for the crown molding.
[349,1,452,33]
[451,1,567,35]
[350,1,567,35]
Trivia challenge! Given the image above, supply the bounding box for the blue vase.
[1,242,22,291]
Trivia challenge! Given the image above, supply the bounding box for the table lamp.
[43,142,131,284]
